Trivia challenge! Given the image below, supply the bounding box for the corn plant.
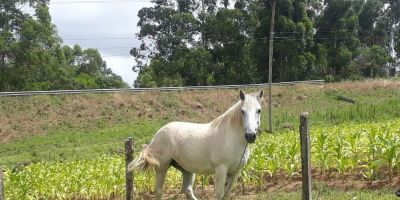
[378,131,400,180]
[4,119,400,199]
[313,130,333,172]
[333,134,350,174]
[344,131,362,171]
[281,134,300,177]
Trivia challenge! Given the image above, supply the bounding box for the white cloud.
[102,55,138,87]
[49,0,152,87]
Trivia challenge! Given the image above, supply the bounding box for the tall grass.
[0,120,166,167]
[269,98,400,131]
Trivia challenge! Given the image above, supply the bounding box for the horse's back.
[148,121,210,150]
[155,121,209,138]
[147,121,215,174]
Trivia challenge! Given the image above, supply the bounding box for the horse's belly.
[174,152,215,175]
[179,161,214,175]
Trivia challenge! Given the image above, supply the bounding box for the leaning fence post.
[0,167,4,200]
[125,138,134,200]
[300,112,312,200]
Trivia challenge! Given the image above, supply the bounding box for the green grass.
[251,185,397,200]
[0,120,166,167]
[268,86,400,131]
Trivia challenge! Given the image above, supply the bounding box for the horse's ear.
[258,89,264,99]
[239,90,246,101]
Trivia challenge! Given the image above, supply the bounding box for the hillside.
[2,79,400,142]
[1,79,400,166]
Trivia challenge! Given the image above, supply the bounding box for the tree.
[358,0,384,47]
[132,0,397,87]
[356,45,391,78]
[252,0,318,81]
[385,1,400,58]
[204,7,259,84]
[0,1,128,91]
[316,0,361,78]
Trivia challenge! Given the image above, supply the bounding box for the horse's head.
[239,89,263,143]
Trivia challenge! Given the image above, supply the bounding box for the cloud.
[102,55,138,87]
[49,1,152,87]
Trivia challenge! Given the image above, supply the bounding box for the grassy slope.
[1,80,400,167]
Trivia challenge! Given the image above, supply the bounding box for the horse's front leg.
[215,165,228,200]
[223,174,235,199]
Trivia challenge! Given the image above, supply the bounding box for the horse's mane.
[210,101,243,129]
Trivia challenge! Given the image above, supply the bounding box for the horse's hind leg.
[171,160,197,200]
[155,163,169,200]
[181,170,197,200]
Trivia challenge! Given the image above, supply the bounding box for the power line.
[60,35,392,43]
[3,0,400,4]
[58,34,395,57]
[54,0,152,4]
[102,53,131,57]
[58,29,395,41]
[95,46,133,50]
[63,37,135,41]
[3,0,153,4]
[2,0,398,3]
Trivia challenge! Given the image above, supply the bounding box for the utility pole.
[268,0,276,133]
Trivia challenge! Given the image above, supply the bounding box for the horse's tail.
[127,148,159,173]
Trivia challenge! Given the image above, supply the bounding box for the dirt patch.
[325,79,400,92]
[133,171,400,199]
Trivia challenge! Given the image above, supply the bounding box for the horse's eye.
[241,110,245,114]
[257,109,261,114]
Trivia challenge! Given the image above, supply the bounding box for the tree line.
[132,0,400,87]
[0,0,128,92]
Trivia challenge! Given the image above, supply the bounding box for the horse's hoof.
[396,189,400,197]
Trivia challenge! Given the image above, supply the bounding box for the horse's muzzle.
[245,133,257,143]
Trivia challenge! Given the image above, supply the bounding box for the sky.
[48,0,152,87]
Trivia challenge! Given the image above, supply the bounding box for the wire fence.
[0,80,324,97]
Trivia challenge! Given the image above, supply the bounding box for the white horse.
[128,89,263,200]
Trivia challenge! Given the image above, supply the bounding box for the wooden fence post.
[125,138,134,200]
[300,112,312,200]
[0,168,4,200]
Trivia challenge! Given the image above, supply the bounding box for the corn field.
[4,119,400,199]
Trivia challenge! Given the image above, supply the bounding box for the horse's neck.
[211,101,243,130]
